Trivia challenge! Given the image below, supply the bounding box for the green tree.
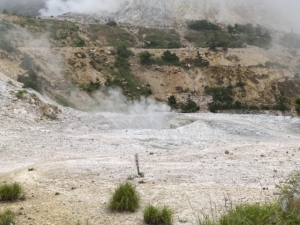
[161,50,179,63]
[181,96,200,113]
[117,45,132,58]
[295,98,300,114]
[139,51,152,65]
[167,95,177,108]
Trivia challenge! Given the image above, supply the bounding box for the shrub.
[139,51,153,65]
[79,81,101,92]
[0,209,15,225]
[181,96,200,113]
[295,98,300,114]
[144,205,173,225]
[194,51,209,67]
[167,95,177,108]
[0,183,25,201]
[109,182,140,212]
[273,92,289,111]
[294,73,300,78]
[187,20,220,31]
[161,51,179,64]
[15,90,28,99]
[117,45,132,58]
[2,9,9,15]
[236,81,245,88]
[261,105,270,110]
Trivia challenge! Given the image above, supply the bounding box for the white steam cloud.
[93,88,170,114]
[39,0,125,16]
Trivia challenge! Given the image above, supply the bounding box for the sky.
[0,0,299,32]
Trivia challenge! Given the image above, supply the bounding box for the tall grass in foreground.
[198,202,300,225]
[0,183,25,201]
[109,182,140,212]
[0,210,15,225]
[143,205,173,225]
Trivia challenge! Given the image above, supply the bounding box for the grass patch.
[198,202,300,225]
[138,28,182,49]
[0,209,15,225]
[0,182,25,201]
[79,82,101,93]
[15,90,28,99]
[143,205,173,225]
[109,182,140,212]
[89,24,135,47]
[185,30,233,48]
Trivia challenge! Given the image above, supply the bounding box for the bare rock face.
[115,0,296,32]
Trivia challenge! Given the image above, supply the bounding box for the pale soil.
[1,72,300,225]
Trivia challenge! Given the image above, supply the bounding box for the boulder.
[281,182,300,216]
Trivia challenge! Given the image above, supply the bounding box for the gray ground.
[0,72,299,224]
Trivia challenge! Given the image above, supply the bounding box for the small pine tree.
[181,96,200,113]
[167,95,177,108]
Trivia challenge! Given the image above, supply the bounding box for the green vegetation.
[13,17,81,47]
[185,30,234,48]
[186,21,271,49]
[109,182,140,212]
[161,50,180,65]
[139,51,153,65]
[79,82,101,93]
[181,96,200,113]
[205,85,290,112]
[138,28,182,49]
[2,9,9,15]
[117,45,132,58]
[54,95,77,108]
[106,45,152,99]
[205,86,235,112]
[281,32,300,48]
[15,90,28,99]
[295,98,300,114]
[0,182,25,201]
[167,95,177,109]
[187,20,220,31]
[228,23,272,48]
[0,209,15,225]
[294,73,300,78]
[17,53,41,92]
[273,92,289,111]
[194,51,209,67]
[198,202,300,225]
[89,24,135,47]
[167,95,199,113]
[143,205,173,225]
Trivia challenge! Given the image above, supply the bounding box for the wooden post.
[135,153,140,175]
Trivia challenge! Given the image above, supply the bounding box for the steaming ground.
[1,74,300,224]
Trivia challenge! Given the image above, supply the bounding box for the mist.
[39,0,126,16]
[93,88,170,114]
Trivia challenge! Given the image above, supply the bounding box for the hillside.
[0,13,299,114]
